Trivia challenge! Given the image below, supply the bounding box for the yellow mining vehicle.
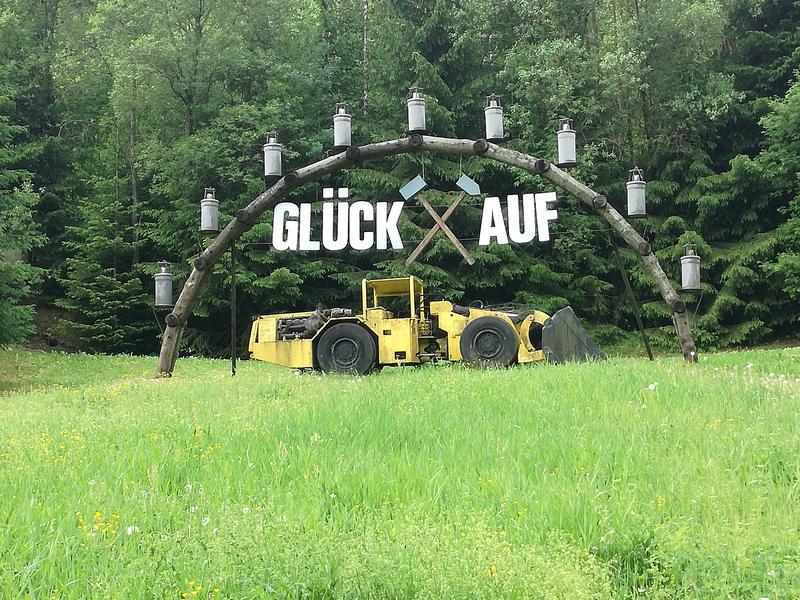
[248,276,603,373]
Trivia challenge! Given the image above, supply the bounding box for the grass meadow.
[0,347,799,599]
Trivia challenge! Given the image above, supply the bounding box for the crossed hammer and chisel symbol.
[400,174,481,266]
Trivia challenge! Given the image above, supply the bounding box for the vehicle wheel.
[459,316,519,367]
[315,323,377,374]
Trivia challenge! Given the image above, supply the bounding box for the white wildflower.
[201,517,210,527]
[126,525,140,535]
[242,506,251,514]
[188,505,198,514]
[329,492,337,499]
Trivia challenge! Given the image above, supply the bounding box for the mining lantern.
[199,187,220,234]
[556,117,576,168]
[333,102,352,149]
[263,131,282,178]
[680,244,701,292]
[484,94,504,143]
[626,166,647,218]
[407,87,427,133]
[154,261,174,309]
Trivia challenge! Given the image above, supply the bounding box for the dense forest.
[1,0,799,356]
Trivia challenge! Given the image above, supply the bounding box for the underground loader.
[248,276,604,374]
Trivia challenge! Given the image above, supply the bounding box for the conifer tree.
[0,92,44,346]
[55,128,157,354]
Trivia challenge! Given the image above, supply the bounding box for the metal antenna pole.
[612,243,654,361]
[230,243,237,376]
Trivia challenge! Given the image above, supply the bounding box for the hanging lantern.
[680,244,701,292]
[626,166,647,218]
[406,87,426,133]
[263,131,282,178]
[484,94,504,143]
[199,187,219,234]
[154,261,174,309]
[333,102,352,149]
[556,117,576,168]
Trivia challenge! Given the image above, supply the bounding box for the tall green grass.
[1,348,799,598]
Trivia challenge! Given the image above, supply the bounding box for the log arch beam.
[155,135,697,375]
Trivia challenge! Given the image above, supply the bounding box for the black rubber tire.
[459,316,519,367]
[315,323,377,374]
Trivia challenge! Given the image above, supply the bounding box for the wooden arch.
[155,135,697,375]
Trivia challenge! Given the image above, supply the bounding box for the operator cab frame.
[361,277,426,364]
[361,276,425,320]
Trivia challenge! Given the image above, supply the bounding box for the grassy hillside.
[1,348,799,599]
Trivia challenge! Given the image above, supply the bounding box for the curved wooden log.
[156,135,696,376]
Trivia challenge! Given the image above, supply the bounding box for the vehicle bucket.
[541,306,606,363]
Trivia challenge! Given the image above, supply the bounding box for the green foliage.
[0,92,43,347]
[1,0,799,354]
[761,74,800,309]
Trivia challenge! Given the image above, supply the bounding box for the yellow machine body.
[248,309,317,368]
[249,276,550,370]
[429,301,549,364]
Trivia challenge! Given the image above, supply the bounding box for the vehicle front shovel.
[541,306,606,363]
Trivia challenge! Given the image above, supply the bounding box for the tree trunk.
[129,102,140,267]
[362,0,369,109]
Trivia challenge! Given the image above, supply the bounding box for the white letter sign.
[322,202,348,251]
[271,187,558,252]
[376,202,404,250]
[507,194,536,244]
[535,192,558,242]
[298,203,320,251]
[273,202,299,251]
[478,196,508,246]
[349,201,374,250]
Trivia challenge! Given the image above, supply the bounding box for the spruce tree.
[55,142,158,354]
[0,91,44,346]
